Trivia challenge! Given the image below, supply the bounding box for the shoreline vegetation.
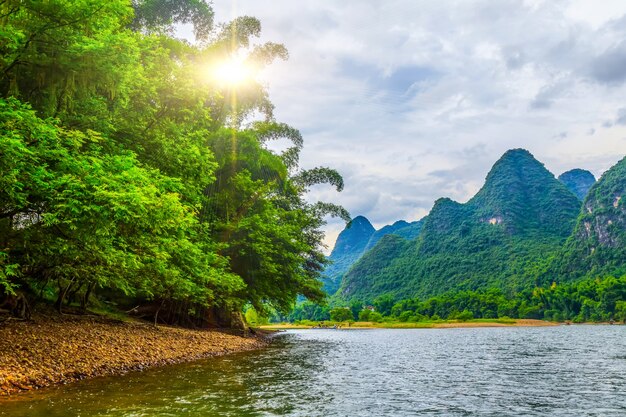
[1,0,346,338]
[286,276,626,325]
[261,318,561,330]
[0,313,269,397]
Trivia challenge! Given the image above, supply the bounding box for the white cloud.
[209,0,626,251]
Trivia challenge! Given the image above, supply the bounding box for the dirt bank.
[0,314,267,396]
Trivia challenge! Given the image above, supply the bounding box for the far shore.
[0,313,268,397]
[261,319,562,330]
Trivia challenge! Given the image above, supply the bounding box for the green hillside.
[340,234,411,296]
[339,149,582,301]
[364,220,424,251]
[320,216,375,294]
[321,217,424,294]
[556,157,626,279]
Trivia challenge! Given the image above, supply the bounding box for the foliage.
[358,309,371,321]
[329,307,353,322]
[555,156,626,281]
[131,0,214,40]
[290,275,626,323]
[368,311,384,322]
[287,301,330,322]
[0,0,346,322]
[244,307,268,326]
[349,300,363,321]
[373,294,395,316]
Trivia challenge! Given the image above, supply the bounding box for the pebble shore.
[0,314,266,396]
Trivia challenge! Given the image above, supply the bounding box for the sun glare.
[211,57,252,87]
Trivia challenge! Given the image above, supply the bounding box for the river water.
[1,326,625,416]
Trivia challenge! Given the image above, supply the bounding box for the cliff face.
[557,157,626,279]
[558,169,596,201]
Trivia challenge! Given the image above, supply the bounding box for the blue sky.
[205,0,626,250]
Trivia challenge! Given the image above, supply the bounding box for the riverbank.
[262,318,559,330]
[0,313,267,396]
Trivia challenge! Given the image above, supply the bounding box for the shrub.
[398,311,412,322]
[408,314,427,322]
[330,307,354,322]
[369,312,383,322]
[358,309,372,321]
[457,309,474,322]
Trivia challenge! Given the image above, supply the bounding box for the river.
[1,326,625,416]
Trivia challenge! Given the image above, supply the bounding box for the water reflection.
[1,326,625,416]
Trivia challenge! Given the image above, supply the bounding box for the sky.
[206,0,626,251]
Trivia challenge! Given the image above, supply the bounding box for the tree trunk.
[81,282,96,313]
[55,278,75,314]
[17,293,31,320]
[66,282,83,306]
[154,299,165,327]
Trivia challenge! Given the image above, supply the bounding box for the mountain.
[340,234,410,297]
[339,149,582,301]
[557,157,626,279]
[364,219,424,251]
[321,217,425,294]
[320,216,375,294]
[558,169,596,201]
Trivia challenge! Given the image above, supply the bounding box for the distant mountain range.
[321,149,626,302]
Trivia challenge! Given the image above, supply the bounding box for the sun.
[211,57,252,87]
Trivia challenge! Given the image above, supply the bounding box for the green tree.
[358,309,371,321]
[615,301,626,322]
[329,307,353,322]
[373,294,395,316]
[0,0,347,326]
[368,311,383,323]
[349,300,363,320]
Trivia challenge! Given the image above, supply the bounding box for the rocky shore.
[0,314,267,396]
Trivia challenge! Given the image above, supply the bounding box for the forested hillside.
[320,216,374,294]
[320,217,424,294]
[555,156,626,280]
[0,0,349,327]
[339,149,583,301]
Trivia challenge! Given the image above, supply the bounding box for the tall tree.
[0,0,348,323]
